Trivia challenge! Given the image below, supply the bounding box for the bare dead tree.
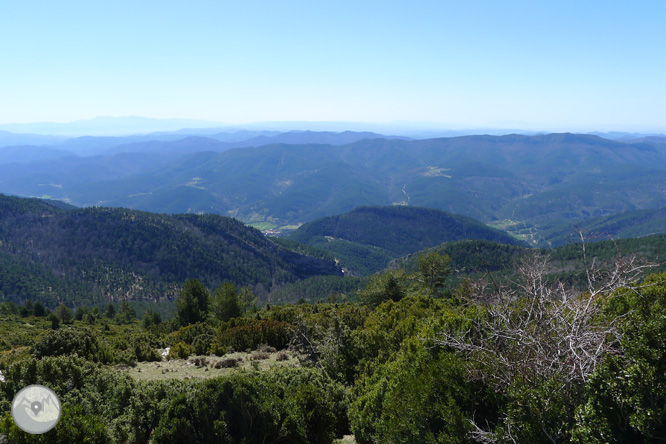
[432,233,659,443]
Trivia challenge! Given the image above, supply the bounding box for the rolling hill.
[286,206,523,275]
[0,194,341,308]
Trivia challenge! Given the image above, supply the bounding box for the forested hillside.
[391,235,666,291]
[540,206,666,246]
[287,206,522,275]
[0,194,341,308]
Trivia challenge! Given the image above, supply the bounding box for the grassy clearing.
[487,219,538,244]
[119,349,300,381]
[247,221,278,231]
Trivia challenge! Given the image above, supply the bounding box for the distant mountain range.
[0,116,226,136]
[0,194,341,308]
[2,132,666,245]
[0,129,407,158]
[0,130,67,147]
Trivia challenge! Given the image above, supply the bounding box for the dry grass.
[120,349,299,381]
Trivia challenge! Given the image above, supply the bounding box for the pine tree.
[176,279,210,326]
[212,282,242,321]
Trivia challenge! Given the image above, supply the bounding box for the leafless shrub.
[276,351,289,361]
[251,351,270,361]
[433,233,658,442]
[258,344,277,353]
[190,357,208,367]
[213,358,238,369]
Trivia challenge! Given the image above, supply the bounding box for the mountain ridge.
[286,205,522,275]
[1,133,666,245]
[0,193,342,307]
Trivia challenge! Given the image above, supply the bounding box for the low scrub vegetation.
[2,246,666,443]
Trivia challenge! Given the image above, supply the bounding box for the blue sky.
[1,1,665,131]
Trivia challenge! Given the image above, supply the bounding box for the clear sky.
[1,0,665,132]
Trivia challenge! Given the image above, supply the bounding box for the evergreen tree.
[105,303,116,319]
[21,300,34,317]
[74,305,89,321]
[116,301,136,324]
[239,286,257,313]
[47,313,60,329]
[212,282,242,321]
[176,279,210,326]
[417,252,451,294]
[358,270,407,306]
[55,303,73,324]
[33,301,46,317]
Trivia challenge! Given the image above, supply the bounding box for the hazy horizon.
[1,115,665,138]
[2,1,665,132]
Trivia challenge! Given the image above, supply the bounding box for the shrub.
[213,358,239,369]
[258,344,276,353]
[32,328,112,363]
[213,319,291,354]
[168,342,192,360]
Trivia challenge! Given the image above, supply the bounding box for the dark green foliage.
[268,275,366,304]
[152,368,343,444]
[350,342,473,444]
[268,236,336,262]
[141,308,161,328]
[298,237,395,276]
[1,406,113,444]
[213,319,292,353]
[171,322,215,346]
[176,279,209,326]
[540,206,666,246]
[28,325,162,365]
[0,194,341,308]
[237,286,256,313]
[572,273,666,442]
[115,301,136,324]
[105,303,116,319]
[168,342,192,360]
[417,251,451,294]
[33,301,46,317]
[47,313,60,330]
[211,283,241,322]
[0,356,188,443]
[54,304,72,324]
[169,322,214,355]
[287,205,522,275]
[390,239,525,275]
[4,225,666,443]
[74,305,88,321]
[358,270,408,306]
[32,328,113,363]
